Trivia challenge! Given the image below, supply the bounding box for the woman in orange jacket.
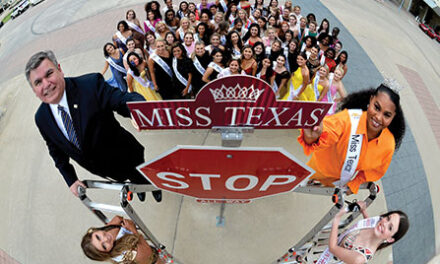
[298,83,405,194]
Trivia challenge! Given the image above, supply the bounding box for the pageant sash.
[219,0,228,12]
[312,73,320,100]
[193,56,206,75]
[173,58,192,93]
[333,109,363,187]
[208,61,223,73]
[144,20,156,33]
[128,69,154,90]
[151,53,173,77]
[317,216,380,264]
[115,31,127,45]
[177,27,185,40]
[106,56,127,74]
[327,73,334,103]
[126,20,144,34]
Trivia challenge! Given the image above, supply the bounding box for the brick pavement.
[0,249,20,264]
[398,64,440,148]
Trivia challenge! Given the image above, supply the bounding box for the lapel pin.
[73,104,78,109]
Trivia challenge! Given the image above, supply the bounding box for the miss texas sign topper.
[128,75,332,130]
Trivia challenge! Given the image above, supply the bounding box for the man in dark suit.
[26,50,161,202]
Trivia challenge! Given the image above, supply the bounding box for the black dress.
[153,55,174,100]
[274,70,290,88]
[172,57,195,99]
[192,52,212,95]
[268,49,283,63]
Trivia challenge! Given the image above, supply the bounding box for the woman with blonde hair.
[81,215,164,264]
[302,65,330,102]
[148,39,174,99]
[176,17,193,42]
[154,21,170,40]
[322,67,347,115]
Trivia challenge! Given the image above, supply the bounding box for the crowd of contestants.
[102,0,349,113]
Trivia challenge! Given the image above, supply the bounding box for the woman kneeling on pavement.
[82,216,164,264]
[298,83,405,194]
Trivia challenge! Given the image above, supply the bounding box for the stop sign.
[137,146,314,202]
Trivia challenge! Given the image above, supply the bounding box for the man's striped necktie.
[58,105,81,149]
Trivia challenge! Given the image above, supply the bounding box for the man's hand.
[69,180,87,197]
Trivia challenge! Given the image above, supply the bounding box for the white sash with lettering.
[317,216,380,264]
[333,109,363,187]
[271,67,280,93]
[106,57,127,74]
[151,53,173,77]
[232,48,241,59]
[288,81,301,101]
[177,27,185,40]
[126,20,144,35]
[128,69,154,90]
[284,49,290,72]
[144,20,156,33]
[320,53,326,66]
[256,71,261,79]
[208,62,223,73]
[193,56,206,75]
[287,69,302,101]
[115,31,127,45]
[197,3,205,11]
[219,0,228,12]
[327,73,334,103]
[312,73,320,101]
[173,58,192,93]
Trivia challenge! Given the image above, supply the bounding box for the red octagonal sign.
[137,146,314,202]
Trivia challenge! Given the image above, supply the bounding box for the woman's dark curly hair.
[338,84,405,150]
[127,52,143,77]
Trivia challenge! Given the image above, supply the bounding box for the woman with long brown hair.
[81,216,164,264]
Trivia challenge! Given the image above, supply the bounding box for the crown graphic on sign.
[209,84,264,102]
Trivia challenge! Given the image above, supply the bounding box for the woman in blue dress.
[101,43,128,92]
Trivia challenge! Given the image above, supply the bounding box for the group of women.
[85,1,409,264]
[101,0,349,105]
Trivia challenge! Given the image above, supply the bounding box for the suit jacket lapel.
[42,103,76,150]
[65,78,83,149]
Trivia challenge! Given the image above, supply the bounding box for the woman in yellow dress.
[281,52,309,101]
[126,52,162,101]
[302,65,330,101]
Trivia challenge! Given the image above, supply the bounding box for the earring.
[383,240,387,243]
[367,104,370,107]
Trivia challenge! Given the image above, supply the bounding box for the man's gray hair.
[25,50,58,86]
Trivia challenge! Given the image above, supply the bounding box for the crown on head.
[380,72,404,94]
[209,84,264,102]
